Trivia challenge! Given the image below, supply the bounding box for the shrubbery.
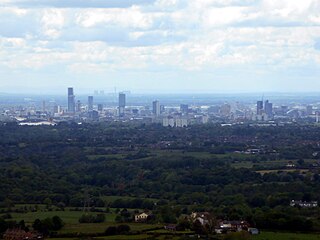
[105,224,131,235]
[78,213,106,223]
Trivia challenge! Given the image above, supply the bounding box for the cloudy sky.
[0,0,320,94]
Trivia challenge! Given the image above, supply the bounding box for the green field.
[50,235,178,240]
[11,210,117,225]
[59,222,162,234]
[252,231,320,240]
[28,231,320,240]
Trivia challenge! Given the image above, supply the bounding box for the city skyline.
[0,0,320,93]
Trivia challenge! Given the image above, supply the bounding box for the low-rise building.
[134,212,150,222]
[190,212,213,226]
[290,200,318,208]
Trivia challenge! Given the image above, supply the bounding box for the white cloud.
[0,0,320,92]
[41,9,65,38]
[75,6,153,29]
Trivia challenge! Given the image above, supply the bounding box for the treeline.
[1,123,320,232]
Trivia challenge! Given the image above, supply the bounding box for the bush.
[32,216,64,235]
[79,214,105,223]
[105,226,117,236]
[224,231,251,240]
[117,224,131,234]
[104,225,131,236]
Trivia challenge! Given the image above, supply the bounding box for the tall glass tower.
[68,87,75,113]
[88,96,94,111]
[118,93,126,117]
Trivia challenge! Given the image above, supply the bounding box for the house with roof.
[134,212,150,222]
[218,220,250,232]
[190,212,214,226]
[290,200,318,208]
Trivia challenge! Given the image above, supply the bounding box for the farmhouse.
[190,212,213,226]
[290,200,318,208]
[134,212,150,222]
[218,220,250,231]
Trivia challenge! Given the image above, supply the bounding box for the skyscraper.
[152,100,160,116]
[88,96,94,111]
[160,105,165,114]
[76,100,81,112]
[119,92,126,117]
[42,100,46,112]
[98,104,103,112]
[220,103,231,117]
[180,104,189,114]
[256,101,263,115]
[264,100,273,117]
[68,87,75,113]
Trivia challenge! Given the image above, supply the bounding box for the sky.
[0,0,320,94]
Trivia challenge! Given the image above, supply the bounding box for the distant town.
[1,88,320,127]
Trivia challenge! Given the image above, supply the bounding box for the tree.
[43,198,52,209]
[192,220,207,235]
[105,226,117,236]
[117,224,131,234]
[52,216,64,230]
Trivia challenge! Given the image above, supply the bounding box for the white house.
[135,212,149,222]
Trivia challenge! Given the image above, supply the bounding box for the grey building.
[88,96,94,111]
[68,87,75,113]
[256,101,263,115]
[119,92,126,117]
[180,104,189,114]
[264,100,273,117]
[152,100,160,116]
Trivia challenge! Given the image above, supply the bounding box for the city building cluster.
[1,88,320,126]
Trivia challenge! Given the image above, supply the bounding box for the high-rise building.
[68,87,75,113]
[152,100,160,116]
[257,101,263,115]
[220,103,231,117]
[160,105,165,114]
[42,101,46,112]
[264,100,273,117]
[76,100,81,112]
[119,93,126,107]
[53,105,59,114]
[88,96,94,111]
[119,92,126,117]
[98,104,103,112]
[180,104,189,114]
[306,105,313,115]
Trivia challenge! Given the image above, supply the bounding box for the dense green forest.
[1,122,320,234]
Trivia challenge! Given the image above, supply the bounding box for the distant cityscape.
[1,87,320,127]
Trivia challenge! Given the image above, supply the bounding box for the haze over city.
[0,0,320,94]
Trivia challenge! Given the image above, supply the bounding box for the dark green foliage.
[224,231,251,240]
[78,214,105,223]
[1,123,320,232]
[105,226,117,235]
[32,216,64,235]
[105,225,131,235]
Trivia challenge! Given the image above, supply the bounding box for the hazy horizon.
[3,89,320,96]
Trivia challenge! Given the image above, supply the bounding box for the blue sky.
[0,0,320,94]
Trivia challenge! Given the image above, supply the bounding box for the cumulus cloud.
[0,0,156,8]
[0,0,320,92]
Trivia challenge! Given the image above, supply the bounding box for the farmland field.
[252,231,320,240]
